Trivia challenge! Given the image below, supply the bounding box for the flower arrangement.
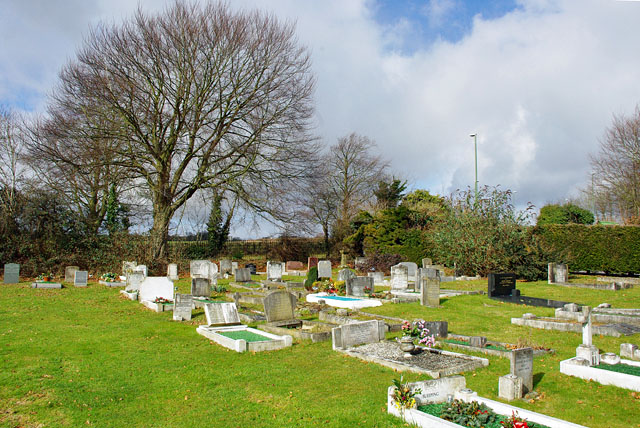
[101,272,118,282]
[391,376,421,411]
[37,273,54,281]
[153,297,172,304]
[500,411,529,428]
[401,319,436,347]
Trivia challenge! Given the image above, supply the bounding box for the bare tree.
[45,2,317,260]
[0,106,26,236]
[328,133,389,238]
[589,105,640,222]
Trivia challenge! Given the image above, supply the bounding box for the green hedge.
[533,224,640,274]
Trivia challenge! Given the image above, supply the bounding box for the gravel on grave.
[350,341,470,370]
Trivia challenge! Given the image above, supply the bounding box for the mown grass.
[1,277,639,427]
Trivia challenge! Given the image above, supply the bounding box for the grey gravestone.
[219,259,233,275]
[231,261,238,275]
[3,263,19,284]
[167,263,179,280]
[331,320,385,350]
[390,264,408,290]
[555,263,568,283]
[204,302,241,326]
[191,277,210,298]
[368,271,384,285]
[469,336,487,348]
[173,294,193,321]
[317,260,332,278]
[245,263,257,275]
[423,321,448,338]
[74,271,88,287]
[488,273,516,297]
[420,268,440,307]
[354,257,368,269]
[499,374,523,401]
[338,269,356,282]
[64,266,79,283]
[235,268,251,283]
[263,290,297,323]
[510,347,533,394]
[307,257,319,270]
[126,271,145,292]
[621,343,638,359]
[139,277,174,303]
[266,261,284,281]
[421,258,432,268]
[346,276,373,297]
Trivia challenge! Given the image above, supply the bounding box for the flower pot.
[399,336,415,354]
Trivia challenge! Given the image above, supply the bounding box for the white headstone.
[367,271,384,285]
[267,261,284,281]
[390,264,408,290]
[126,271,145,292]
[167,263,179,280]
[231,261,238,275]
[317,260,332,278]
[136,265,148,277]
[399,262,418,282]
[139,277,174,303]
[204,302,241,326]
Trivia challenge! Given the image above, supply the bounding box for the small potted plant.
[37,273,54,282]
[400,320,436,354]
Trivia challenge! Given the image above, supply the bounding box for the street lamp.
[470,133,478,204]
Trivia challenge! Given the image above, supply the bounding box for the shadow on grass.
[533,372,545,388]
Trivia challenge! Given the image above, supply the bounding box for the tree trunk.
[150,207,173,263]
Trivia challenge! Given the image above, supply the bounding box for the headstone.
[469,336,487,348]
[621,343,638,359]
[191,277,210,298]
[338,269,356,282]
[286,261,304,271]
[510,347,533,394]
[331,320,385,350]
[420,268,440,307]
[487,273,516,298]
[235,268,251,282]
[204,302,241,326]
[167,263,179,281]
[307,257,319,270]
[390,264,408,290]
[74,271,88,287]
[368,271,384,285]
[232,292,241,306]
[266,261,284,281]
[555,263,568,283]
[245,263,257,275]
[64,266,80,283]
[219,259,233,275]
[231,261,238,275]
[263,290,298,323]
[564,303,580,312]
[421,258,432,269]
[576,306,600,366]
[122,261,136,276]
[173,294,193,321]
[547,262,554,284]
[422,321,448,338]
[409,376,466,405]
[339,250,348,268]
[317,260,332,278]
[498,374,523,401]
[399,262,418,282]
[3,263,19,284]
[139,277,174,303]
[136,265,148,277]
[125,271,145,292]
[354,257,368,269]
[190,260,210,278]
[346,276,373,297]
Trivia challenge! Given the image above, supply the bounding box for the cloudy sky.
[2,0,640,234]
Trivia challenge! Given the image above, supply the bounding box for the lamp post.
[470,133,478,204]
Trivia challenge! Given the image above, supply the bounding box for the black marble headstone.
[245,263,257,275]
[488,273,516,297]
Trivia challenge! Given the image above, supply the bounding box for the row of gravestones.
[3,263,90,287]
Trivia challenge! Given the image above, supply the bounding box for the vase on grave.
[399,335,415,357]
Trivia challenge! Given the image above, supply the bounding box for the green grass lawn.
[1,278,639,427]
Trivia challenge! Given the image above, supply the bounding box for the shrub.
[358,252,404,275]
[304,267,318,291]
